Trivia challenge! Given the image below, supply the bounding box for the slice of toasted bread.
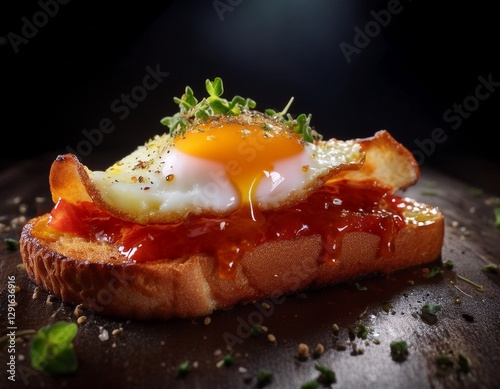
[20,202,444,320]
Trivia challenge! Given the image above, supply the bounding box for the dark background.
[1,0,498,190]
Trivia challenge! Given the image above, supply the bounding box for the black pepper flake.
[143,187,151,190]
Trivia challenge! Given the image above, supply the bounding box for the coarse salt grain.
[99,327,109,341]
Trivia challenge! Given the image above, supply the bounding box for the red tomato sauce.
[47,183,407,279]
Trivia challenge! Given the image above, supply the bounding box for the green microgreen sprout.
[4,238,19,250]
[482,263,499,274]
[426,266,444,279]
[265,97,320,143]
[160,77,321,143]
[436,352,471,376]
[390,340,409,362]
[30,321,78,375]
[301,380,319,389]
[420,303,441,324]
[421,180,438,196]
[436,353,454,373]
[422,303,441,316]
[160,77,256,137]
[381,300,394,314]
[314,364,336,385]
[457,353,472,374]
[251,323,265,337]
[223,353,235,366]
[457,274,484,292]
[257,368,273,387]
[350,321,371,340]
[443,260,454,269]
[177,360,190,376]
[494,207,500,228]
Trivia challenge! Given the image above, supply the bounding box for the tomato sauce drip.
[47,183,408,279]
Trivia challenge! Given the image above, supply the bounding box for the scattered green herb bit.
[469,187,484,197]
[421,181,437,196]
[426,266,444,279]
[160,77,321,143]
[443,260,454,269]
[421,188,438,196]
[4,238,19,250]
[355,282,367,291]
[457,353,471,374]
[30,321,78,375]
[482,263,499,274]
[223,353,235,366]
[257,368,273,387]
[390,340,409,361]
[420,304,441,324]
[381,300,393,314]
[352,322,370,340]
[436,352,472,376]
[436,353,454,370]
[177,360,190,376]
[266,100,319,143]
[251,324,264,337]
[301,380,319,389]
[457,274,484,292]
[315,364,336,385]
[494,208,500,228]
[421,303,441,316]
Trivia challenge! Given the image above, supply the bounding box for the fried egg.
[78,112,362,224]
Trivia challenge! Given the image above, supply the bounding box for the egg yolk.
[174,121,303,215]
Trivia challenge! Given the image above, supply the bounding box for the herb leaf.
[257,368,273,387]
[457,353,472,373]
[390,340,409,361]
[426,266,443,279]
[494,207,500,228]
[482,263,499,274]
[30,321,78,375]
[314,364,336,384]
[420,303,441,324]
[422,303,441,316]
[4,238,19,250]
[177,360,190,376]
[351,321,370,340]
[206,77,223,97]
[301,380,319,389]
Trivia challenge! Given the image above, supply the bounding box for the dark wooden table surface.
[1,152,499,389]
